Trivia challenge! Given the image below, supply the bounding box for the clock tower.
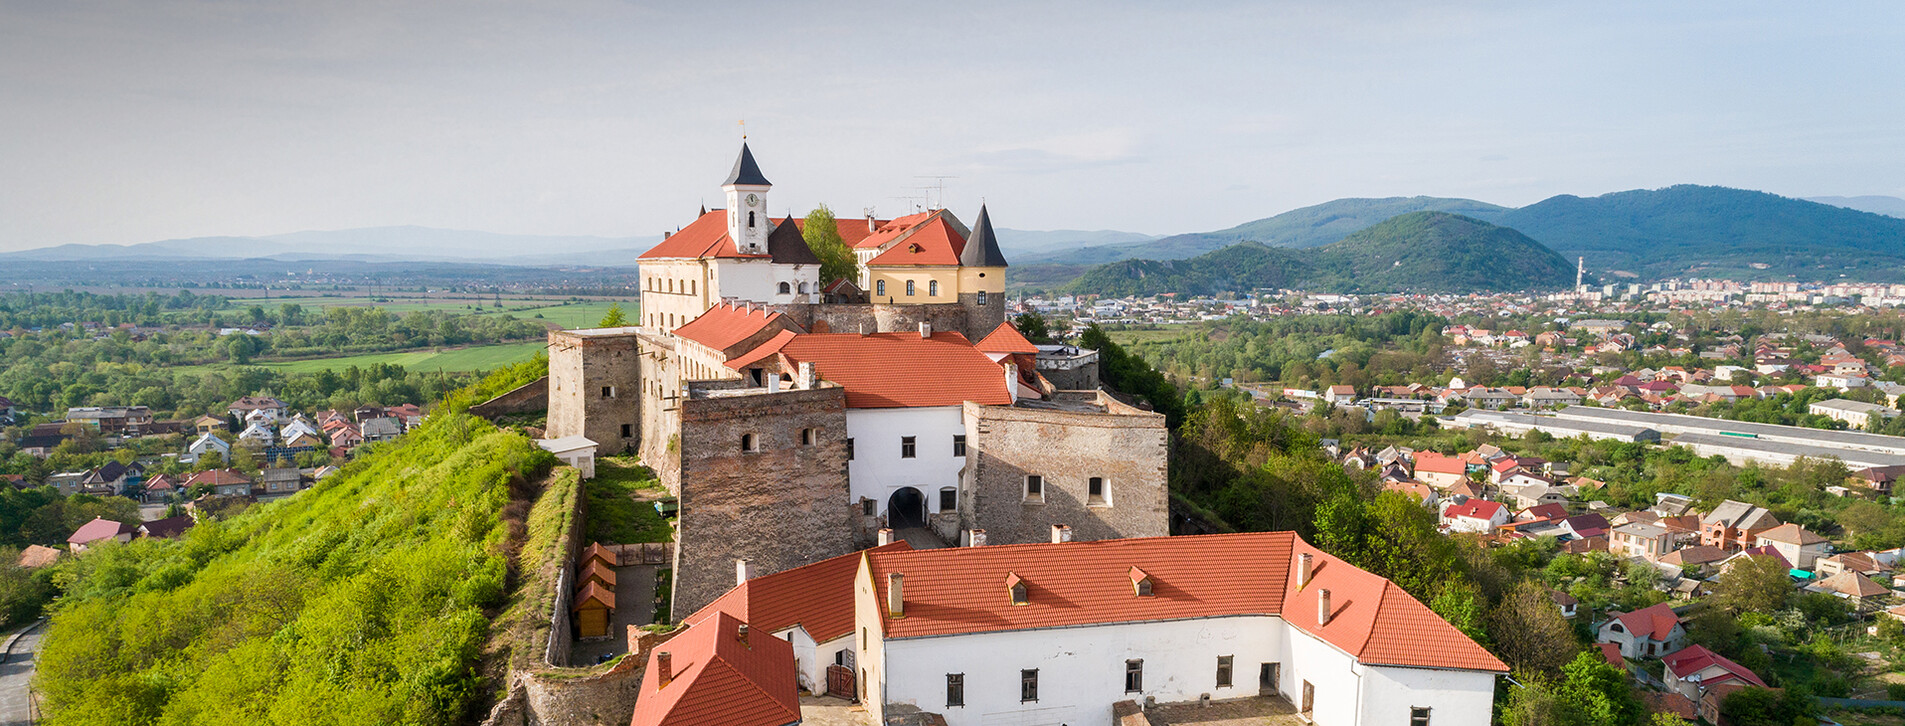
[722,142,772,255]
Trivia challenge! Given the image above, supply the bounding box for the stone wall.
[957,291,1006,340]
[671,384,855,617]
[803,302,979,341]
[962,392,1169,545]
[470,376,549,420]
[548,329,643,454]
[635,333,682,494]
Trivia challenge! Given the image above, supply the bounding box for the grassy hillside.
[1065,212,1568,296]
[34,404,555,724]
[1499,185,1905,279]
[1027,196,1507,265]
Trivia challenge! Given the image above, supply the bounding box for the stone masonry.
[547,328,643,455]
[671,382,855,617]
[962,391,1169,545]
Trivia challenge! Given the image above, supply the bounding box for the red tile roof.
[975,322,1039,355]
[629,611,801,726]
[865,215,967,266]
[673,303,785,355]
[865,532,1505,673]
[1445,500,1506,521]
[1610,602,1681,641]
[851,211,941,250]
[731,331,1012,409]
[184,469,252,488]
[639,210,881,261]
[1595,642,1623,667]
[1663,644,1767,688]
[685,542,911,643]
[1413,451,1467,476]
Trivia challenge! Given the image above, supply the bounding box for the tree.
[1711,554,1792,614]
[1488,580,1577,674]
[1015,312,1054,343]
[802,204,859,286]
[598,303,628,328]
[1556,649,1645,726]
[1720,685,1815,726]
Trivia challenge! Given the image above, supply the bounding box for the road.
[0,620,44,726]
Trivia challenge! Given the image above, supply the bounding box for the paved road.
[0,620,45,726]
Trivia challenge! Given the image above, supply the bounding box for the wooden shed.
[581,541,617,569]
[578,559,618,591]
[573,581,617,639]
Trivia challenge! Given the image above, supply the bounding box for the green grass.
[479,301,636,329]
[224,295,635,320]
[254,342,548,374]
[582,460,672,545]
[1108,327,1197,346]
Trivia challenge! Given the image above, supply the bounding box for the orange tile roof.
[629,611,800,726]
[1413,451,1467,475]
[731,331,1012,409]
[574,581,615,611]
[673,303,785,355]
[975,322,1039,355]
[851,211,939,250]
[684,542,912,643]
[582,542,617,568]
[640,209,882,261]
[1610,602,1680,641]
[865,215,966,267]
[865,532,1505,673]
[578,559,618,588]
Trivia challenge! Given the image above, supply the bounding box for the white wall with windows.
[1356,663,1497,726]
[845,406,966,522]
[879,616,1284,726]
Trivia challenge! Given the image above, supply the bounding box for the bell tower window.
[748,211,756,228]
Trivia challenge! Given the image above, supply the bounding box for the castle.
[547,143,1170,616]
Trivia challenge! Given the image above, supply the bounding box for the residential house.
[238,420,276,446]
[258,468,304,497]
[1807,571,1890,609]
[193,415,228,434]
[17,544,61,569]
[67,517,137,552]
[1854,464,1905,496]
[1754,523,1830,572]
[185,432,231,464]
[227,395,288,422]
[280,416,323,442]
[138,515,196,539]
[1412,451,1469,489]
[1612,522,1675,562]
[1658,546,1729,579]
[1598,602,1686,659]
[360,416,403,443]
[1551,590,1578,619]
[1701,500,1781,553]
[1662,645,1767,703]
[140,473,178,503]
[1324,384,1356,405]
[1816,552,1892,579]
[187,469,256,498]
[1442,499,1509,533]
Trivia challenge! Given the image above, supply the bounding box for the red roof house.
[629,611,800,726]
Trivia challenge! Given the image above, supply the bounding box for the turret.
[723,143,772,255]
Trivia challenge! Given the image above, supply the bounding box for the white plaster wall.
[846,407,966,518]
[711,258,809,307]
[1357,665,1498,726]
[775,625,852,696]
[881,616,1284,726]
[1281,625,1363,726]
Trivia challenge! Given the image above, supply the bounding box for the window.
[1410,707,1432,726]
[1135,578,1153,597]
[977,291,988,306]
[860,627,867,649]
[747,211,756,228]
[1089,477,1107,506]
[929,280,939,297]
[905,279,916,296]
[1010,581,1028,605]
[876,280,886,297]
[801,428,814,446]
[779,282,791,294]
[741,433,757,452]
[689,280,694,294]
[602,386,615,398]
[901,436,916,458]
[862,499,875,516]
[1125,660,1143,693]
[1024,475,1043,502]
[946,673,964,708]
[1021,669,1038,702]
[1216,656,1233,688]
[939,487,957,513]
[621,424,632,439]
[847,438,855,461]
[799,281,809,294]
[952,434,966,457]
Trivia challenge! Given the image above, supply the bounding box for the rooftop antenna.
[914,175,958,210]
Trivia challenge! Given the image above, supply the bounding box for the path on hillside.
[0,619,46,725]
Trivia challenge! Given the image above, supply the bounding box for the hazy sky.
[3,1,1903,250]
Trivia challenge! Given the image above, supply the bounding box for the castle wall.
[671,384,854,617]
[962,392,1169,545]
[805,302,976,340]
[547,329,642,455]
[635,332,682,493]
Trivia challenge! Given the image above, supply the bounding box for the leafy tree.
[598,303,628,328]
[1556,649,1645,726]
[1720,685,1815,726]
[802,204,859,286]
[1016,312,1055,344]
[1711,554,1792,614]
[1488,580,1577,674]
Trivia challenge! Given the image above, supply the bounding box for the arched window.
[747,211,756,228]
[906,280,916,296]
[929,280,939,297]
[799,282,809,294]
[876,280,887,297]
[779,282,791,294]
[741,433,756,452]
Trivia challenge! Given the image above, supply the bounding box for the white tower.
[722,142,772,255]
[1575,257,1585,292]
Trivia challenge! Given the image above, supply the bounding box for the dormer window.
[1007,573,1028,605]
[909,243,922,253]
[1130,566,1153,597]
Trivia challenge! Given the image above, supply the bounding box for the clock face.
[746,194,759,206]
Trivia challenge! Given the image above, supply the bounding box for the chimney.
[1005,363,1019,403]
[735,559,755,586]
[767,372,780,393]
[1317,589,1333,626]
[655,651,673,686]
[663,230,673,239]
[798,362,816,389]
[919,321,932,338]
[737,623,749,645]
[887,573,904,617]
[1296,553,1313,589]
[966,529,987,547]
[878,528,895,546]
[1050,524,1072,543]
[868,213,877,232]
[859,323,870,336]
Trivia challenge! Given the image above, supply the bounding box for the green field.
[253,341,548,373]
[227,295,636,322]
[480,300,635,329]
[1108,327,1197,346]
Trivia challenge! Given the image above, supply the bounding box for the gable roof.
[865,214,967,267]
[975,322,1039,355]
[1413,451,1467,476]
[674,303,787,355]
[1756,522,1828,546]
[629,611,800,726]
[185,469,253,488]
[684,542,912,643]
[1445,500,1505,521]
[1813,570,1889,598]
[957,204,1008,267]
[864,531,1505,673]
[642,209,882,261]
[732,331,1012,409]
[67,516,136,545]
[1703,500,1779,530]
[1608,602,1681,641]
[574,581,615,610]
[1659,545,1729,567]
[139,515,196,539]
[1663,644,1768,688]
[723,142,772,187]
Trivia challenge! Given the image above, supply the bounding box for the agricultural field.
[253,341,549,373]
[1106,326,1197,346]
[227,294,635,322]
[481,300,634,329]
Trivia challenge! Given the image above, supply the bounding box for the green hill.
[34,363,559,725]
[1064,212,1570,296]
[1499,185,1905,279]
[1027,196,1508,265]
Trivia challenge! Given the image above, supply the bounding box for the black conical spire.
[959,204,1009,267]
[723,142,772,187]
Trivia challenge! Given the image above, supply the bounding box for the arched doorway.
[887,487,926,529]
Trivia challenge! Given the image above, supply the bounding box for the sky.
[2,1,1903,251]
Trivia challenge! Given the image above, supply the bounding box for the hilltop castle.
[547,144,1169,615]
